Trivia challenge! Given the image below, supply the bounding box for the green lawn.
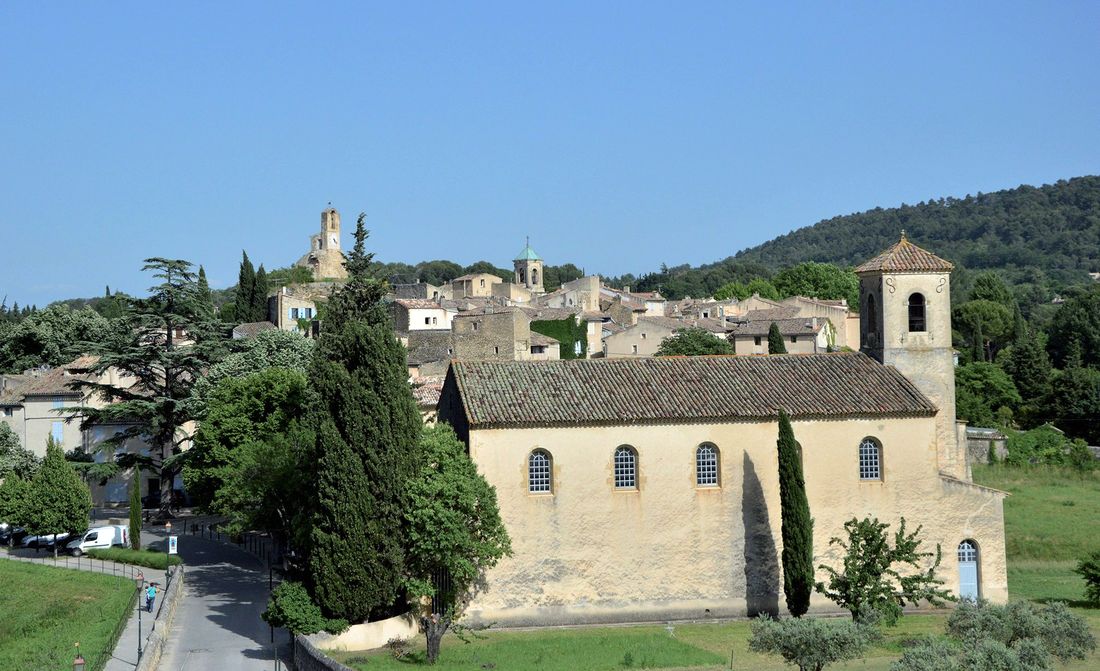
[336,465,1100,670]
[0,560,136,671]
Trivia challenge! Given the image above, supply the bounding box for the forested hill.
[734,176,1100,282]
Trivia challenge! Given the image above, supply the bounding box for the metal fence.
[0,549,146,671]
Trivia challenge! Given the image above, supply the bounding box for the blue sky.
[2,2,1098,306]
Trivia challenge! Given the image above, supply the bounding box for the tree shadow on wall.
[742,452,780,617]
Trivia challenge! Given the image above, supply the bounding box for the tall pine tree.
[768,322,787,354]
[233,251,256,323]
[196,265,215,318]
[307,213,423,622]
[777,409,813,616]
[252,264,269,322]
[71,258,227,518]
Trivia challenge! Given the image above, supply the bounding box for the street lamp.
[73,642,85,671]
[135,571,144,660]
[164,520,172,585]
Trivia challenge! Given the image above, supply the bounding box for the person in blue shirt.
[146,583,157,612]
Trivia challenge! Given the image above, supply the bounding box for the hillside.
[735,176,1100,280]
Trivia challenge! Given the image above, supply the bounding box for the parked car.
[0,524,27,546]
[66,525,129,557]
[21,531,75,549]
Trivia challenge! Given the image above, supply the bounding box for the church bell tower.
[514,238,544,294]
[855,233,965,478]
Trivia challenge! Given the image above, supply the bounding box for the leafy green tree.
[95,285,124,320]
[190,326,314,414]
[713,281,749,301]
[0,304,111,373]
[954,300,1014,362]
[1074,551,1100,605]
[954,362,1022,427]
[1045,348,1100,444]
[969,272,1014,305]
[413,260,465,286]
[655,327,733,356]
[233,251,257,324]
[129,474,141,550]
[1047,288,1100,369]
[0,423,39,480]
[262,581,348,635]
[1003,424,1092,468]
[773,262,859,308]
[542,263,585,291]
[0,473,31,532]
[404,424,512,664]
[892,600,1094,671]
[815,517,952,625]
[307,213,423,622]
[462,261,511,281]
[769,322,788,354]
[25,437,91,557]
[1000,330,1052,427]
[747,277,782,300]
[777,410,813,617]
[184,368,312,543]
[749,615,878,671]
[71,258,227,519]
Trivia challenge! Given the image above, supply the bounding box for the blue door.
[958,541,979,601]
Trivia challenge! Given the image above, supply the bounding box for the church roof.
[514,244,541,261]
[444,352,936,428]
[854,234,954,273]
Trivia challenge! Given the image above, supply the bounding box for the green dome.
[514,245,541,262]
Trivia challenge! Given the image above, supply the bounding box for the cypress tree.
[252,264,269,322]
[129,472,142,550]
[234,251,256,323]
[306,213,423,621]
[768,322,787,354]
[777,409,813,616]
[196,265,215,319]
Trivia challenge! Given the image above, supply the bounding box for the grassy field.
[335,465,1100,670]
[0,560,136,671]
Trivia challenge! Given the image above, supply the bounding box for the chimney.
[812,317,818,329]
[623,286,630,293]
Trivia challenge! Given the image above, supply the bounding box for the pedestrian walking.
[146,583,157,612]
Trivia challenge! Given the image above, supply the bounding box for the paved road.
[158,532,290,671]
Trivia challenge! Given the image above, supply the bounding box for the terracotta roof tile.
[446,352,936,428]
[727,318,824,337]
[855,235,954,273]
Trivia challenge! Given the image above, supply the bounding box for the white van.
[66,525,129,556]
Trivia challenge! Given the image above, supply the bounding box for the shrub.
[1074,551,1100,605]
[261,581,348,636]
[749,615,878,671]
[87,547,182,569]
[1003,425,1095,470]
[893,600,1095,671]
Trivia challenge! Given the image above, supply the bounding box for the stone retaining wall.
[135,565,185,671]
[294,635,356,671]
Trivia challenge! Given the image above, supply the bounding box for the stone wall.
[293,636,356,671]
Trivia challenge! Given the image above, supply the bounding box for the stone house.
[268,284,333,334]
[393,282,445,301]
[451,307,560,362]
[451,273,503,299]
[603,316,727,358]
[726,316,833,355]
[436,236,1006,627]
[538,276,602,312]
[0,357,173,506]
[390,299,455,333]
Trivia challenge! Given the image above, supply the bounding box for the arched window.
[532,268,539,286]
[528,450,552,493]
[519,269,526,283]
[858,437,882,480]
[614,446,637,489]
[908,293,926,332]
[696,444,719,487]
[958,540,980,601]
[866,294,877,333]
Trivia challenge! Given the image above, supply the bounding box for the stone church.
[438,236,1007,627]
